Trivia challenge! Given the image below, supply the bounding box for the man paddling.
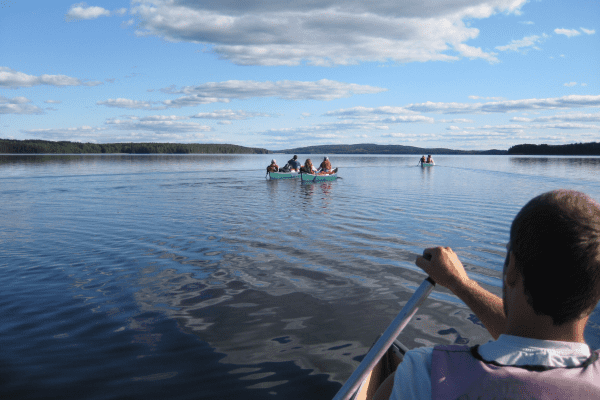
[287,155,302,172]
[376,189,600,399]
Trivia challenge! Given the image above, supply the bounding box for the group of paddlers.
[267,155,337,175]
[419,154,434,165]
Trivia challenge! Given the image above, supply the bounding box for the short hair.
[510,190,600,325]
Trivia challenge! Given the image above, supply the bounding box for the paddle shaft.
[332,277,436,400]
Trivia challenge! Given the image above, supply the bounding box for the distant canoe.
[267,171,300,180]
[300,171,338,182]
[420,163,435,167]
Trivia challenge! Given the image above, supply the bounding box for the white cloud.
[0,67,102,88]
[44,100,62,104]
[405,95,600,114]
[564,82,577,87]
[439,118,474,123]
[66,3,110,21]
[495,34,547,52]
[100,80,386,109]
[97,98,157,109]
[191,109,270,120]
[510,112,600,123]
[554,28,581,38]
[468,96,504,101]
[105,115,213,134]
[22,126,105,140]
[162,80,386,102]
[580,27,595,35]
[130,0,526,66]
[325,106,434,123]
[0,96,44,114]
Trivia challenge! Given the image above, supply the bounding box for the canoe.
[420,163,434,167]
[301,172,338,182]
[267,171,300,180]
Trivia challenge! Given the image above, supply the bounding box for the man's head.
[508,189,600,325]
[293,155,298,160]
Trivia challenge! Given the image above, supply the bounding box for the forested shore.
[0,139,271,154]
[508,142,600,155]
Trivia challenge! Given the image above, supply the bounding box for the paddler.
[266,159,279,173]
[375,189,600,400]
[318,156,337,175]
[426,154,434,164]
[302,158,317,174]
[287,155,302,172]
[419,155,426,165]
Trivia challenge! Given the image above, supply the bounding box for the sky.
[0,0,598,150]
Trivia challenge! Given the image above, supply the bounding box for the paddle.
[332,275,436,400]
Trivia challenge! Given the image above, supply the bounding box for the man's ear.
[505,252,519,287]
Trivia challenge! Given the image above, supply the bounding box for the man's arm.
[416,247,507,339]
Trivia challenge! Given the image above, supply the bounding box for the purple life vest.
[432,344,600,400]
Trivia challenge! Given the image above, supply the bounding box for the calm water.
[2,154,600,399]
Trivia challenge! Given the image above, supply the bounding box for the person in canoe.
[318,156,338,175]
[301,158,317,174]
[373,189,600,400]
[426,154,434,164]
[419,155,426,165]
[266,159,279,173]
[287,155,302,172]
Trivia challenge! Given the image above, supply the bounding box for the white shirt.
[389,334,593,400]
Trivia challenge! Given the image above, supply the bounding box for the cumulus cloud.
[554,28,581,38]
[162,79,386,101]
[495,34,547,52]
[97,98,157,109]
[0,96,44,114]
[99,80,385,109]
[261,120,391,137]
[325,106,434,123]
[405,95,600,114]
[563,82,578,87]
[510,112,600,123]
[21,126,106,141]
[66,3,110,21]
[105,115,212,134]
[0,67,102,88]
[468,96,504,101]
[580,28,595,35]
[44,100,62,104]
[130,0,526,66]
[191,109,270,120]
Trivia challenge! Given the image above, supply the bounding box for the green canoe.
[300,171,338,182]
[267,171,301,180]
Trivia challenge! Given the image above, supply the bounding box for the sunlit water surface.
[2,154,600,399]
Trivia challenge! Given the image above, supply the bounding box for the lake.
[2,154,600,399]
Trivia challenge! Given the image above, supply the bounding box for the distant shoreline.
[2,139,600,156]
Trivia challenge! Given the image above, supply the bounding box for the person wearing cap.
[318,156,335,175]
[287,155,302,172]
[266,159,279,173]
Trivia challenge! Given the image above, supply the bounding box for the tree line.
[0,139,271,154]
[508,142,600,155]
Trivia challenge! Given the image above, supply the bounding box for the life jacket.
[431,345,600,400]
[320,160,332,170]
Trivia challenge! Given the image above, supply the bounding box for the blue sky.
[1,0,598,150]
